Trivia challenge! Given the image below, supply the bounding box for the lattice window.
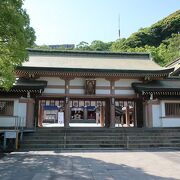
[165,103,180,116]
[0,101,14,116]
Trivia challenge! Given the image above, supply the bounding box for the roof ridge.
[27,48,150,57]
[165,57,180,67]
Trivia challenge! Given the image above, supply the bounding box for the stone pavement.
[0,150,180,180]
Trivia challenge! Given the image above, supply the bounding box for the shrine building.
[0,49,180,128]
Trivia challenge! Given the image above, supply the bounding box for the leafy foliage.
[75,40,112,51]
[35,10,179,67]
[119,10,180,48]
[76,41,91,51]
[89,40,112,51]
[0,0,36,89]
[162,34,180,64]
[111,10,180,66]
[112,34,180,66]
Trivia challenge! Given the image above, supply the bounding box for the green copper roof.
[132,78,180,92]
[0,78,47,93]
[17,49,172,73]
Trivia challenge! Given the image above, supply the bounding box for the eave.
[0,78,47,94]
[132,79,180,96]
[16,66,174,78]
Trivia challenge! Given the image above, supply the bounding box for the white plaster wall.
[18,103,27,127]
[150,100,180,127]
[115,79,141,87]
[115,90,135,95]
[161,100,180,127]
[162,118,180,127]
[152,104,161,127]
[39,77,65,94]
[70,78,85,86]
[38,77,65,85]
[0,117,17,127]
[96,78,110,86]
[0,99,27,127]
[96,89,111,94]
[69,89,85,94]
[43,88,65,94]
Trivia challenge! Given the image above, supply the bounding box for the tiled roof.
[166,57,180,76]
[132,78,180,92]
[21,49,170,72]
[0,78,47,93]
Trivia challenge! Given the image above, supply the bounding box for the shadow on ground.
[0,151,179,180]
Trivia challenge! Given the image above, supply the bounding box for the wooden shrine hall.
[0,49,180,128]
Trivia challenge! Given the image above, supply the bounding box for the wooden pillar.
[38,100,43,127]
[110,80,116,128]
[110,98,115,128]
[19,97,35,128]
[145,99,160,128]
[65,79,70,94]
[136,97,144,127]
[64,97,70,128]
[126,105,130,127]
[26,98,35,128]
[64,79,70,128]
[100,106,104,127]
[84,108,87,120]
[105,99,110,128]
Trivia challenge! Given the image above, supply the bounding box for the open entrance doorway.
[38,98,106,127]
[37,98,136,128]
[69,99,106,127]
[38,99,65,127]
[115,100,136,127]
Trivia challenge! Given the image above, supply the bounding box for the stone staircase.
[19,127,180,150]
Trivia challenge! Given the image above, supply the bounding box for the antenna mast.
[118,14,121,39]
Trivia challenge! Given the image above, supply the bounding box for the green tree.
[124,45,167,66]
[0,0,36,89]
[76,41,91,51]
[111,38,128,52]
[162,34,180,64]
[90,40,112,51]
[76,40,112,51]
[111,10,180,50]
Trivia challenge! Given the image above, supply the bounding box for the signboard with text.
[58,112,64,124]
[5,131,17,139]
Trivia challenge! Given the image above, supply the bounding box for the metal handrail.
[64,129,67,149]
[14,116,25,141]
[14,116,25,130]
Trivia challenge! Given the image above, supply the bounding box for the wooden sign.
[58,112,64,124]
[85,80,96,95]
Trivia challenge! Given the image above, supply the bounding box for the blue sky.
[23,0,180,46]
